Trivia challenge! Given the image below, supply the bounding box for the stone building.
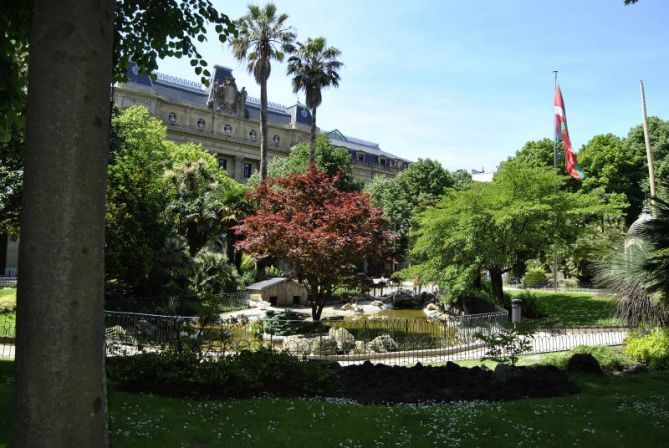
[113,64,410,184]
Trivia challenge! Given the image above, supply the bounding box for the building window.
[223,124,232,134]
[357,152,364,162]
[218,158,227,170]
[269,296,278,306]
[167,112,177,124]
[380,158,386,166]
[272,134,280,145]
[249,130,257,141]
[243,162,253,178]
[292,296,301,305]
[197,118,206,129]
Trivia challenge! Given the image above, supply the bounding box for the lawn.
[511,290,617,326]
[0,288,15,338]
[1,359,668,447]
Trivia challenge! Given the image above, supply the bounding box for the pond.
[344,309,428,320]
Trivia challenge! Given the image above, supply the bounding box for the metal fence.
[0,277,17,287]
[0,308,637,363]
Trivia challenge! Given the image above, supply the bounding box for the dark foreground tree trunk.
[13,1,114,446]
[489,267,504,303]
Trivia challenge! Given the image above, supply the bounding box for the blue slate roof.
[326,129,410,163]
[123,63,297,125]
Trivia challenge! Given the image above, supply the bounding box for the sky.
[156,0,669,173]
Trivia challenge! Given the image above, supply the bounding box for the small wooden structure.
[246,277,308,306]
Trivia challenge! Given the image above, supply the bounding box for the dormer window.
[223,124,232,135]
[249,130,257,141]
[167,112,177,124]
[197,118,206,129]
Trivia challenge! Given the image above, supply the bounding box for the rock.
[567,353,603,375]
[494,363,514,381]
[623,363,648,374]
[341,303,354,311]
[329,327,355,352]
[310,336,338,355]
[135,319,157,338]
[105,325,126,339]
[368,335,399,353]
[283,335,312,356]
[371,300,384,308]
[425,309,441,320]
[425,303,439,311]
[349,340,375,355]
[353,305,365,313]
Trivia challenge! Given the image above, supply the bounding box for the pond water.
[344,309,427,321]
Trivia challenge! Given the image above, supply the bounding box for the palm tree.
[640,193,669,300]
[287,37,342,163]
[229,4,295,181]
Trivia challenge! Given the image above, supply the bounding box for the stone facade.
[113,64,409,184]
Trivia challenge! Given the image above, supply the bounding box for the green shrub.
[522,268,548,288]
[190,249,239,296]
[253,310,322,337]
[514,291,546,319]
[542,345,634,371]
[0,289,16,314]
[624,329,669,370]
[106,348,341,398]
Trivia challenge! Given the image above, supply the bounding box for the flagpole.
[640,80,657,216]
[553,71,559,293]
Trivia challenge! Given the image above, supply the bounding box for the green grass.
[511,290,616,326]
[2,359,669,447]
[0,288,16,338]
[453,345,635,370]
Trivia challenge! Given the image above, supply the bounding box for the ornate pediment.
[207,76,248,118]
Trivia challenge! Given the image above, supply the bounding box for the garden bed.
[339,361,579,404]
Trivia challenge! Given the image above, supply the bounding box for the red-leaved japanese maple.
[236,166,392,320]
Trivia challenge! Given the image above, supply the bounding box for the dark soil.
[339,361,579,404]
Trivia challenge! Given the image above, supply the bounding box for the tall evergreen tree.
[229,3,296,181]
[287,37,342,162]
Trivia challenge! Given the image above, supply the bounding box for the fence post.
[512,299,522,325]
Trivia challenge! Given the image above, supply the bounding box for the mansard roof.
[121,63,308,126]
[326,129,410,162]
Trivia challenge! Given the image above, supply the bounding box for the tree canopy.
[367,158,455,239]
[106,106,247,295]
[229,3,295,180]
[404,160,619,301]
[236,166,391,320]
[248,134,363,191]
[287,36,342,161]
[0,0,237,142]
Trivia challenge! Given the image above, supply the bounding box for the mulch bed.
[338,361,579,404]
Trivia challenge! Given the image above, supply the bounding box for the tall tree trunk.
[13,0,114,447]
[259,76,268,181]
[472,267,482,290]
[225,226,236,265]
[489,267,504,303]
[309,106,317,164]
